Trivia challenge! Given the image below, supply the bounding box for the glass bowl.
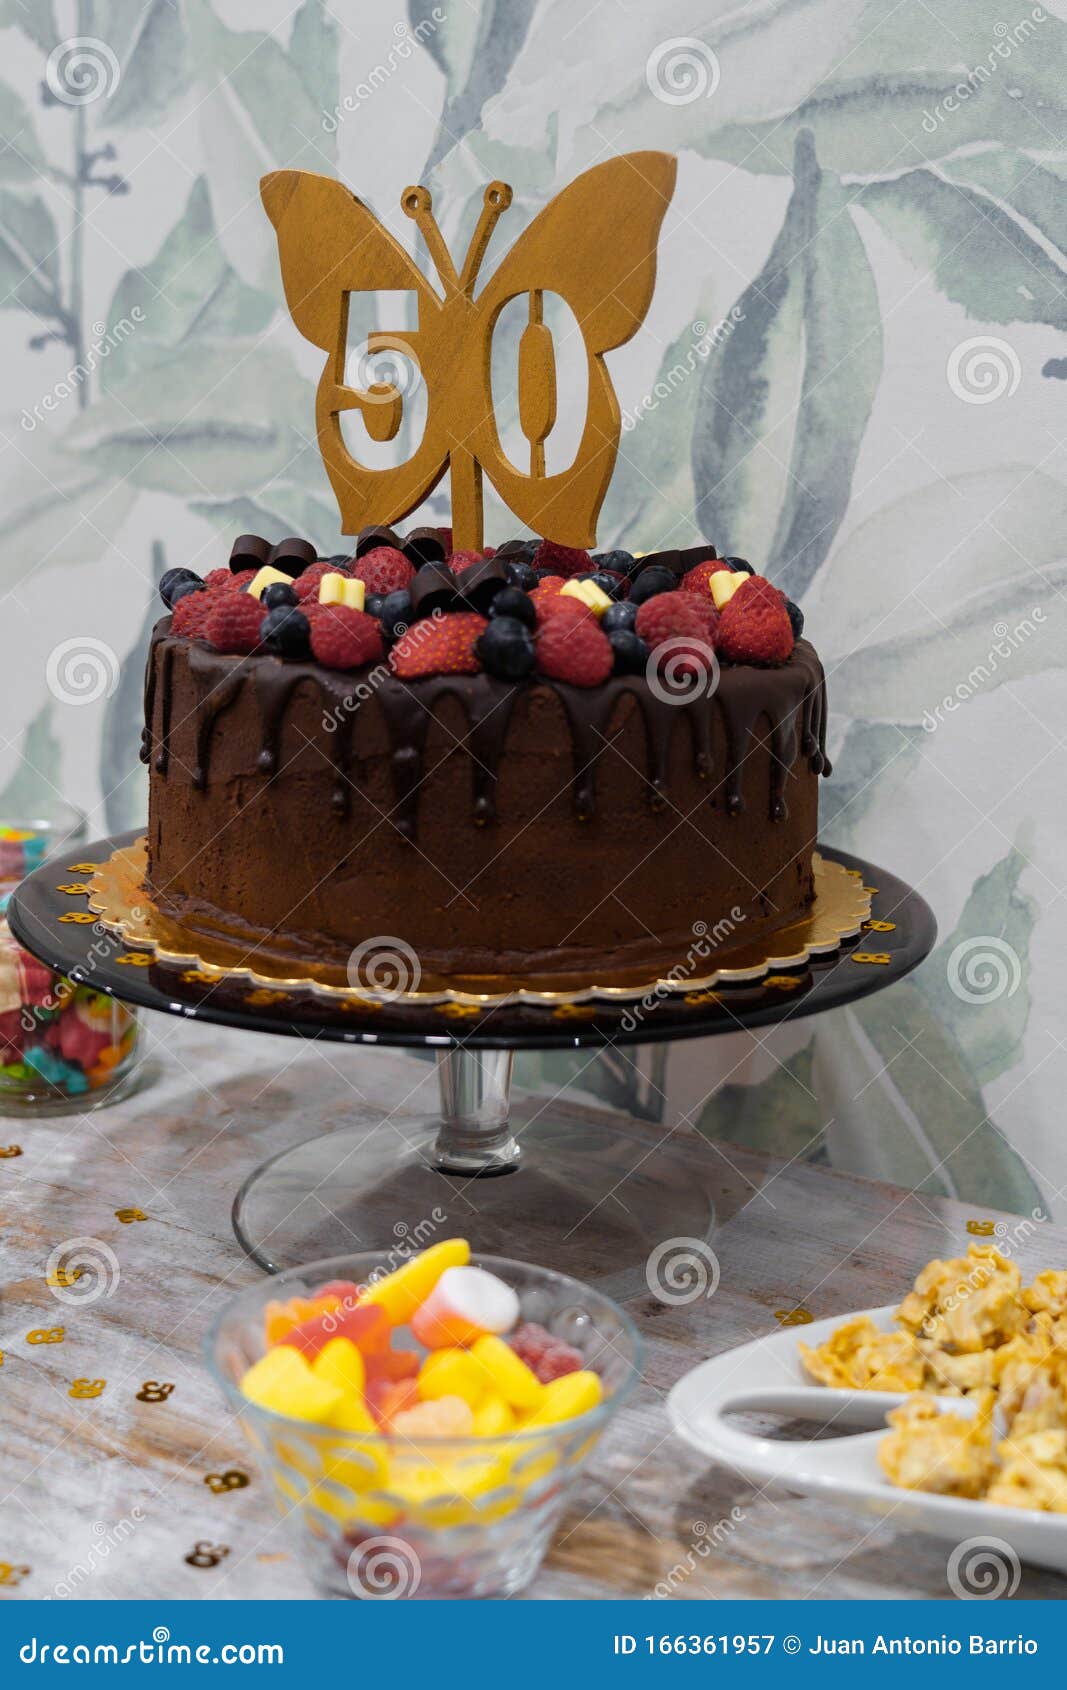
[208,1250,642,1599]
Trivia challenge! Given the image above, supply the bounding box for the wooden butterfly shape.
[261,153,676,552]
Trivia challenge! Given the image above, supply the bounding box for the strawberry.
[308,603,384,670]
[389,611,487,678]
[533,539,592,577]
[293,561,345,601]
[680,557,731,596]
[204,591,267,655]
[170,589,215,639]
[716,575,795,665]
[529,574,566,607]
[536,607,613,686]
[635,591,717,676]
[352,546,415,596]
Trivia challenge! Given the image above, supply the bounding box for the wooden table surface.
[1,1017,1064,1602]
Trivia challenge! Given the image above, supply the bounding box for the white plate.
[667,1303,1067,1575]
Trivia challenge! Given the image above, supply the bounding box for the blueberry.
[586,570,627,601]
[365,593,385,619]
[476,616,536,680]
[628,565,675,605]
[489,586,536,629]
[602,601,637,634]
[378,589,413,639]
[261,581,299,611]
[785,598,805,639]
[323,553,353,568]
[594,549,635,576]
[722,556,754,575]
[261,605,311,658]
[504,559,537,592]
[160,568,202,608]
[608,629,650,674]
[169,578,204,608]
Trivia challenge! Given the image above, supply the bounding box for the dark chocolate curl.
[455,555,508,614]
[268,537,318,578]
[409,562,459,619]
[229,534,272,573]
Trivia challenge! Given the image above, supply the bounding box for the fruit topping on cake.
[389,611,487,678]
[159,525,802,677]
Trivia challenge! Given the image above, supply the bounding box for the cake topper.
[261,153,676,553]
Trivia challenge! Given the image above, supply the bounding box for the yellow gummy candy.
[418,1347,485,1409]
[326,1394,378,1435]
[247,565,293,601]
[241,1346,343,1423]
[522,1369,603,1429]
[560,577,612,617]
[469,1335,544,1411]
[361,1238,470,1326]
[472,1393,515,1437]
[312,1337,365,1397]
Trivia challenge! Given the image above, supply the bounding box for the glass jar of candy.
[0,810,141,1112]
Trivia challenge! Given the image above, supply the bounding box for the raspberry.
[308,603,384,670]
[533,539,592,577]
[445,548,496,575]
[204,567,235,591]
[230,568,257,591]
[716,575,794,665]
[533,592,591,629]
[204,591,267,655]
[529,575,566,607]
[170,589,215,639]
[680,557,730,596]
[635,591,718,678]
[436,527,453,553]
[536,605,613,686]
[352,546,415,596]
[292,561,346,601]
[509,1322,585,1384]
[390,611,487,678]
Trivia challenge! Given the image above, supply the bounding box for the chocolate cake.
[142,531,830,989]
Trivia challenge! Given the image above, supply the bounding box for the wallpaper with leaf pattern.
[0,1,1062,1212]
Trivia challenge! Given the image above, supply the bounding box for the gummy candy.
[366,1377,419,1428]
[521,1370,602,1428]
[241,1345,342,1423]
[509,1321,584,1383]
[472,1394,515,1437]
[418,1348,485,1409]
[360,1238,470,1325]
[391,1395,474,1439]
[312,1336,365,1397]
[410,1264,519,1349]
[468,1335,544,1411]
[284,1300,389,1361]
[363,1343,420,1382]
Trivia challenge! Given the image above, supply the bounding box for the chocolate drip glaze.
[146,616,828,843]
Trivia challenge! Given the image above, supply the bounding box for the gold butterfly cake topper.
[261,152,676,553]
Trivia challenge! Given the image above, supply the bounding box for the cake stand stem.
[431,1048,520,1175]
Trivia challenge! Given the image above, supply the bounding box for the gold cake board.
[87,839,871,1010]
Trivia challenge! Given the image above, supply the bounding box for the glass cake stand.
[7,833,935,1292]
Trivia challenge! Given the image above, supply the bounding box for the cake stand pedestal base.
[232,1051,715,1297]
